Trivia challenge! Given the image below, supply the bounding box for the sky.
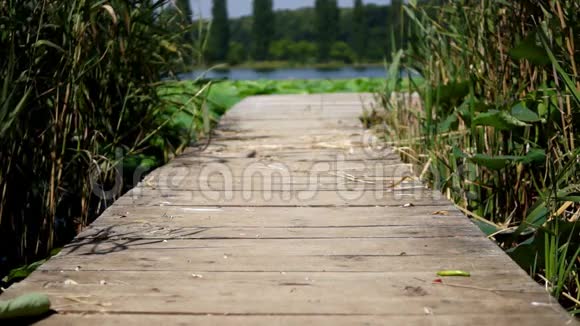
[190,0,392,18]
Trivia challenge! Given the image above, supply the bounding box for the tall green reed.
[374,0,580,313]
[0,0,209,281]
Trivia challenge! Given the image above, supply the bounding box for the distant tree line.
[198,0,405,66]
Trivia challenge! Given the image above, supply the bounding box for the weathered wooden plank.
[178,147,396,161]
[77,224,483,240]
[221,111,366,120]
[206,134,371,146]
[132,179,420,194]
[148,159,412,174]
[114,189,445,207]
[210,128,370,138]
[131,179,423,194]
[52,236,501,254]
[36,254,516,274]
[131,183,423,192]
[32,314,573,326]
[36,255,525,275]
[15,270,544,292]
[92,206,464,227]
[218,116,364,129]
[140,176,416,188]
[230,92,374,103]
[4,272,555,315]
[141,162,414,174]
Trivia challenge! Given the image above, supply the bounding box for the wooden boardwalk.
[2,93,576,325]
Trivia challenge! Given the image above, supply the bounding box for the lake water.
[181,66,390,80]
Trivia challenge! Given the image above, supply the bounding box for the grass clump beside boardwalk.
[0,0,210,285]
[369,0,579,314]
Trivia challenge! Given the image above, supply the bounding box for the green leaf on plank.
[437,270,471,277]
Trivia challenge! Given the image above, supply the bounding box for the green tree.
[252,0,275,61]
[208,0,230,62]
[269,40,293,61]
[330,41,355,63]
[315,0,340,62]
[227,42,246,65]
[228,5,390,62]
[269,40,318,63]
[292,41,318,63]
[352,0,367,62]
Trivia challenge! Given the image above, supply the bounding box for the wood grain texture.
[1,93,575,325]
